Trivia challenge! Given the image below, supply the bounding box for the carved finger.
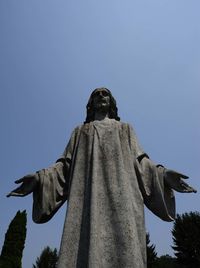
[180,181,189,187]
[6,192,12,197]
[165,169,189,179]
[174,171,189,179]
[186,186,197,193]
[180,174,189,179]
[7,191,25,197]
[15,178,25,184]
[180,182,197,193]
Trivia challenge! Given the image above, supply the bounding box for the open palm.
[164,169,197,193]
[7,174,38,197]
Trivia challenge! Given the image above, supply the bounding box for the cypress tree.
[33,246,58,268]
[0,210,27,268]
[156,254,180,268]
[172,211,200,268]
[146,232,157,268]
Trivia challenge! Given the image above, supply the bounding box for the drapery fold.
[32,119,175,268]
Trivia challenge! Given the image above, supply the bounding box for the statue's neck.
[94,111,109,121]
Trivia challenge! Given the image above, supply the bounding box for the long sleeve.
[32,127,79,224]
[127,123,175,221]
[32,161,70,223]
[135,157,175,222]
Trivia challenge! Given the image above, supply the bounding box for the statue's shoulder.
[72,124,84,135]
[118,121,133,129]
[74,124,83,131]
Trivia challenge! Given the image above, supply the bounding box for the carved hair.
[84,87,120,123]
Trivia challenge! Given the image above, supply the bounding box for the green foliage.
[33,246,58,268]
[0,210,27,268]
[155,254,180,268]
[146,232,157,268]
[172,211,200,268]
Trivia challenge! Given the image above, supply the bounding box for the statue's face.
[92,88,110,112]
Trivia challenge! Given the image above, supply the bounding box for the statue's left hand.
[164,169,197,193]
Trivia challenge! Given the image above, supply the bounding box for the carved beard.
[93,100,110,113]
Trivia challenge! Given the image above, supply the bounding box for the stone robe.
[32,118,175,268]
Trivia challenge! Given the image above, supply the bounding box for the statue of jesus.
[7,88,196,268]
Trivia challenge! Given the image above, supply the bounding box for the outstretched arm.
[7,161,70,223]
[136,156,197,222]
[7,127,78,223]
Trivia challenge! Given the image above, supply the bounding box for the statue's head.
[85,87,120,123]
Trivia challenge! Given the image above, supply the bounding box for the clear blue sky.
[0,1,199,267]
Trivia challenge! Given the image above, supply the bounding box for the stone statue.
[7,88,197,268]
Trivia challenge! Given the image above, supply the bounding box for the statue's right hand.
[7,174,39,197]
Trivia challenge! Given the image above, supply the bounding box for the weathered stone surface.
[33,119,175,268]
[8,88,196,268]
